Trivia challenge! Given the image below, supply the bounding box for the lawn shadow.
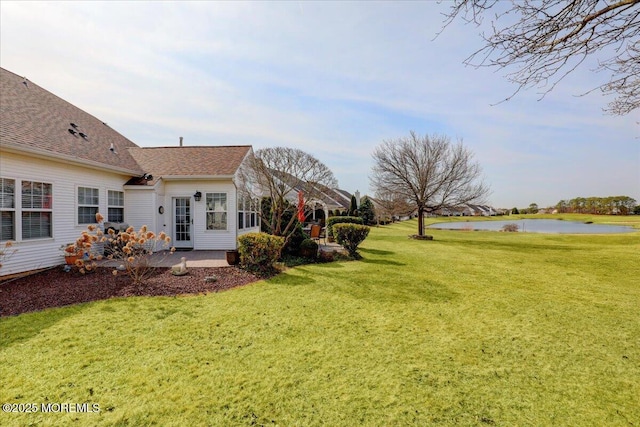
[340,277,458,304]
[445,236,579,253]
[359,248,396,256]
[359,247,405,266]
[0,304,87,350]
[267,269,318,287]
[361,257,406,266]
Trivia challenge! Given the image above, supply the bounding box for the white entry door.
[173,197,193,249]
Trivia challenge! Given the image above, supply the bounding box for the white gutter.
[1,142,142,176]
[159,175,236,181]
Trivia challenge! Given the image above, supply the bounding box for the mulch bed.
[0,266,260,317]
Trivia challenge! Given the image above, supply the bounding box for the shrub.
[333,223,370,258]
[299,238,319,259]
[72,213,175,284]
[283,222,308,255]
[317,250,334,263]
[237,232,285,275]
[299,238,318,249]
[359,196,376,225]
[502,223,519,232]
[326,216,364,238]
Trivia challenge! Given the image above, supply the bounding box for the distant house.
[0,67,260,276]
[434,204,498,217]
[269,168,361,225]
[307,188,357,222]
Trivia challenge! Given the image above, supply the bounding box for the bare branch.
[238,147,337,240]
[370,132,489,236]
[441,0,640,114]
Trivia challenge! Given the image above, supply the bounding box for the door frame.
[172,196,194,249]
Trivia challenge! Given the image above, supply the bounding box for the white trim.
[106,189,125,223]
[0,176,16,242]
[9,178,55,242]
[0,143,142,176]
[160,175,235,181]
[171,196,194,249]
[205,192,229,232]
[76,185,100,225]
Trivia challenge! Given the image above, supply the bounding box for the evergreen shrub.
[237,232,285,275]
[326,216,364,238]
[333,223,370,258]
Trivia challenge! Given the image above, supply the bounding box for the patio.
[99,250,229,268]
[98,241,345,268]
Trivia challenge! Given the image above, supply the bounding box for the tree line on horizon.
[555,196,638,215]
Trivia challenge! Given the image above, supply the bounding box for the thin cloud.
[1,1,637,207]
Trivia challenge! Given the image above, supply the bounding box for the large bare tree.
[441,0,640,115]
[370,132,489,236]
[239,147,337,241]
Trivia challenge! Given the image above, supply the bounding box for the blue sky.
[1,1,638,208]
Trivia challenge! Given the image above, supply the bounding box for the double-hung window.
[206,193,227,230]
[0,178,16,241]
[237,196,245,230]
[107,190,124,223]
[21,180,53,239]
[78,186,99,224]
[245,198,251,229]
[237,196,259,230]
[251,198,258,227]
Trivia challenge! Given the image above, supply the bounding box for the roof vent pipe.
[179,136,183,147]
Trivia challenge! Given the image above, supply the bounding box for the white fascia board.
[160,175,235,181]
[1,142,142,176]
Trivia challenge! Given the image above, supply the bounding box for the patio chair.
[310,224,325,245]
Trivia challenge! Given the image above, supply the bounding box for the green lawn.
[2,216,639,426]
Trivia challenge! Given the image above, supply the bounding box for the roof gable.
[0,68,143,175]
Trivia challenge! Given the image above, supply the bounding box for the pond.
[426,219,636,234]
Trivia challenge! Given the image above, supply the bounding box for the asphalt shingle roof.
[1,67,252,182]
[0,67,143,175]
[128,146,252,184]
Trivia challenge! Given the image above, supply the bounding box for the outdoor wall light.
[194,191,202,202]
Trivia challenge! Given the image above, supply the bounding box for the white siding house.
[0,151,137,275]
[0,67,259,277]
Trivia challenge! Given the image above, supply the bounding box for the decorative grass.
[1,215,639,426]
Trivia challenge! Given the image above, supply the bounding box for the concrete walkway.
[318,241,345,253]
[99,241,345,269]
[99,250,229,268]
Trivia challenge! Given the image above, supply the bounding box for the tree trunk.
[417,206,424,236]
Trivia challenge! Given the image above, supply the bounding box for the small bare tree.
[373,190,416,223]
[441,0,640,115]
[239,147,338,243]
[370,131,489,236]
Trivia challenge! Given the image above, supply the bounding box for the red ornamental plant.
[297,191,305,222]
[74,213,175,284]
